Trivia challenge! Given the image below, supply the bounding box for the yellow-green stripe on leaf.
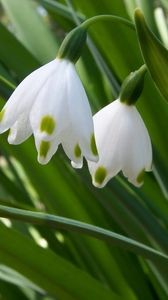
[134,8,168,102]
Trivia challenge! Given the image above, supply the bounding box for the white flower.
[88,99,152,188]
[0,58,98,166]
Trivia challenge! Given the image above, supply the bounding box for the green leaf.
[0,265,44,294]
[0,280,30,300]
[1,0,58,63]
[0,74,15,90]
[0,23,39,78]
[134,8,168,102]
[124,0,159,36]
[160,0,168,10]
[0,223,121,300]
[42,0,83,22]
[0,205,167,264]
[1,1,168,299]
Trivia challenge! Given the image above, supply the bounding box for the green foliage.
[135,9,168,103]
[0,0,167,300]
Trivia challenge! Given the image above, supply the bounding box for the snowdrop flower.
[88,65,152,188]
[0,28,98,167]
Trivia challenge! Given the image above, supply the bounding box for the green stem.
[0,204,167,263]
[57,14,134,62]
[80,15,135,30]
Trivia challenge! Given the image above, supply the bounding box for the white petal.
[8,113,32,145]
[71,161,83,169]
[88,100,122,187]
[0,60,58,133]
[66,63,98,162]
[88,100,152,188]
[120,106,152,186]
[34,136,60,165]
[61,126,83,169]
[30,60,69,141]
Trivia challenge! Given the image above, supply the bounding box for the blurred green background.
[0,0,168,299]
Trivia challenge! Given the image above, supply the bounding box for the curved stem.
[80,15,135,30]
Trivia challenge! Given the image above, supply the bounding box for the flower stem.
[57,14,134,63]
[80,14,135,30]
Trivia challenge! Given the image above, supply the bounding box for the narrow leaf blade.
[134,8,168,102]
[0,205,167,264]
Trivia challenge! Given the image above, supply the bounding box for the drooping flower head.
[0,27,98,167]
[88,65,152,187]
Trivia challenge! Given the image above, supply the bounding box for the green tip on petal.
[9,128,12,135]
[74,144,81,158]
[40,115,56,135]
[91,134,98,156]
[40,141,50,158]
[136,169,145,184]
[94,166,107,185]
[0,109,5,122]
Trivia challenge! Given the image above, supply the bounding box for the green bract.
[134,8,168,102]
[120,65,147,105]
[57,26,87,63]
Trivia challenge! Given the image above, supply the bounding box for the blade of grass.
[0,23,39,78]
[0,204,167,264]
[1,0,58,63]
[0,223,122,300]
[0,265,44,294]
